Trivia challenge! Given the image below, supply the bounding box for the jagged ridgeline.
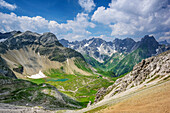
[60,35,170,76]
[0,31,92,77]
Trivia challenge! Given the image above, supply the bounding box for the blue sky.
[0,0,170,42]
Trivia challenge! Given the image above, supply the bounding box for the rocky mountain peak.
[39,32,59,46]
[89,38,106,47]
[59,39,69,47]
[24,30,33,34]
[124,37,136,43]
[113,37,136,53]
[0,31,21,40]
[20,31,40,37]
[139,35,159,54]
[141,35,157,43]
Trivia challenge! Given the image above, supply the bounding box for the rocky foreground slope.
[94,50,170,103]
[94,79,170,113]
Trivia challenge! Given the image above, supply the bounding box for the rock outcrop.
[94,50,170,103]
[0,56,17,79]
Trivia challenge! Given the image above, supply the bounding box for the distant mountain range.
[0,31,169,76]
[60,37,138,63]
[159,40,170,45]
[59,35,170,76]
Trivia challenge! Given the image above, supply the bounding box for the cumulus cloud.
[78,0,95,12]
[0,12,95,40]
[49,13,95,40]
[158,31,170,42]
[91,0,170,38]
[159,36,170,40]
[0,0,17,10]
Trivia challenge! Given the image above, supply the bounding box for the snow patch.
[38,52,40,57]
[67,58,69,65]
[84,40,93,47]
[97,47,101,52]
[28,71,47,79]
[84,43,89,47]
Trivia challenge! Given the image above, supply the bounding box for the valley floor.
[90,80,170,113]
[0,80,169,113]
[62,79,170,113]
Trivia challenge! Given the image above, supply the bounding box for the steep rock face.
[0,56,16,79]
[138,35,159,57]
[39,32,60,46]
[113,38,136,53]
[60,38,117,63]
[0,31,92,78]
[94,50,170,103]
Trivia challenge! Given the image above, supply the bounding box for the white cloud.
[48,13,95,40]
[159,36,170,40]
[158,31,170,42]
[78,0,95,12]
[0,12,95,41]
[0,12,49,32]
[0,0,17,10]
[92,0,170,38]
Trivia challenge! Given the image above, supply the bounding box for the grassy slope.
[83,48,149,76]
[74,57,93,73]
[0,75,81,110]
[104,52,126,71]
[83,55,105,70]
[29,69,113,107]
[82,53,128,77]
[111,47,148,76]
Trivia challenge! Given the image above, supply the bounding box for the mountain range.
[0,31,169,76]
[59,36,170,75]
[0,31,112,110]
[0,31,169,112]
[0,31,93,78]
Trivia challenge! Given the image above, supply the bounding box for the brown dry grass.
[98,81,170,113]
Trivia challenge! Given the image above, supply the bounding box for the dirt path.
[98,80,170,113]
